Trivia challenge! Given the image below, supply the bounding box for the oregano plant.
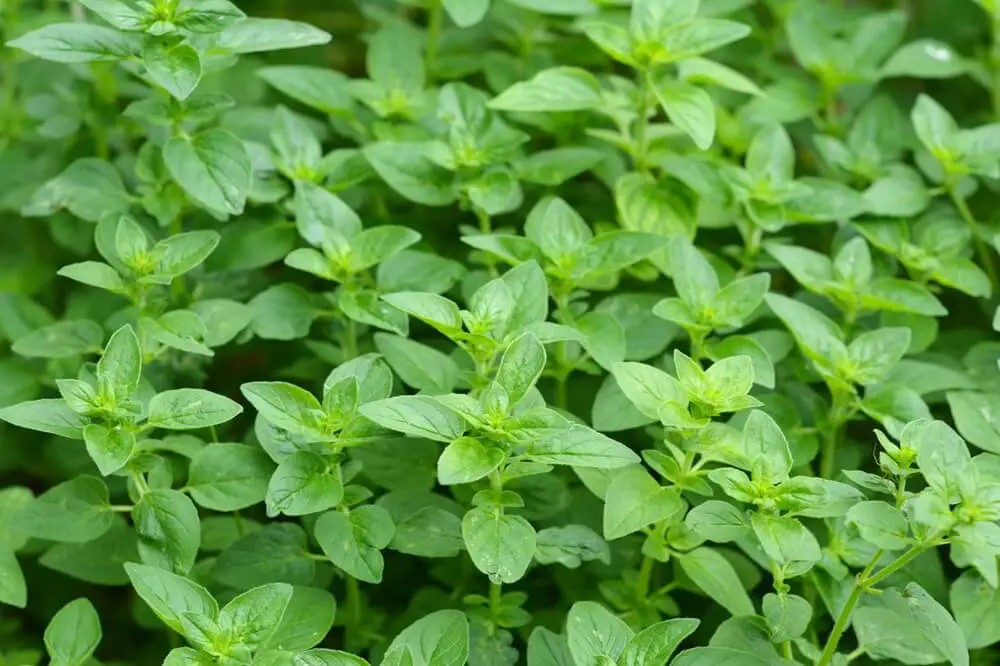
[2,0,1000,665]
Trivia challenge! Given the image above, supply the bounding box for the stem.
[169,215,187,300]
[820,388,852,479]
[635,555,654,600]
[342,315,358,360]
[110,504,133,512]
[488,581,503,626]
[476,207,498,278]
[346,575,362,633]
[130,472,149,497]
[992,17,1000,120]
[817,543,927,666]
[633,70,652,172]
[863,543,926,588]
[552,290,576,410]
[555,374,568,410]
[425,0,442,80]
[947,184,998,290]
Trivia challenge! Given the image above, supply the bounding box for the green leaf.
[488,67,601,112]
[685,500,750,542]
[8,23,141,62]
[882,40,969,79]
[846,500,909,550]
[83,423,135,476]
[672,647,776,665]
[750,513,821,565]
[57,261,126,292]
[380,292,463,331]
[911,94,959,160]
[611,362,686,420]
[360,395,465,442]
[13,476,113,543]
[660,18,751,62]
[44,598,101,666]
[0,548,26,608]
[38,521,137,586]
[241,381,324,439]
[462,507,536,584]
[0,398,86,439]
[438,437,505,485]
[143,41,201,101]
[566,601,633,666]
[677,547,755,617]
[77,0,147,30]
[218,582,293,651]
[315,505,395,583]
[619,618,700,666]
[272,107,322,174]
[187,443,272,512]
[258,66,353,117]
[678,57,762,95]
[534,525,610,568]
[212,524,315,589]
[261,586,337,651]
[249,284,318,341]
[266,451,343,517]
[374,334,459,394]
[654,79,715,150]
[163,129,252,215]
[174,0,245,32]
[125,562,218,636]
[495,333,546,404]
[213,17,332,54]
[133,488,201,574]
[98,324,142,403]
[380,610,469,666]
[524,196,592,262]
[846,327,911,385]
[147,388,242,430]
[950,570,1000,650]
[11,320,103,359]
[364,142,456,206]
[743,410,792,483]
[947,391,1000,454]
[855,583,969,666]
[603,465,684,540]
[762,593,811,643]
[527,425,639,469]
[443,0,490,27]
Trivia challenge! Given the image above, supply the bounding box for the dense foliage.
[2,0,1000,664]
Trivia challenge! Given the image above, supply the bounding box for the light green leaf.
[163,129,252,215]
[44,598,101,666]
[147,388,243,430]
[315,505,395,583]
[462,508,536,584]
[488,67,601,112]
[603,465,684,540]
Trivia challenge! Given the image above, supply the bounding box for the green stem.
[992,17,1000,121]
[633,70,652,172]
[343,314,358,361]
[130,472,149,497]
[425,0,442,80]
[552,291,576,410]
[346,575,362,633]
[555,374,568,410]
[635,555,654,600]
[820,388,852,479]
[817,543,927,666]
[476,207,498,278]
[110,504,133,512]
[947,184,998,290]
[488,581,503,626]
